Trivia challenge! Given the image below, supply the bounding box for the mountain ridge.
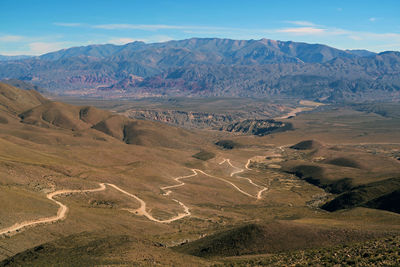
[0,55,33,61]
[0,38,399,101]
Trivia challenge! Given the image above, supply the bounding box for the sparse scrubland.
[0,82,399,266]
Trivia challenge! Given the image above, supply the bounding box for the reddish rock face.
[68,74,117,86]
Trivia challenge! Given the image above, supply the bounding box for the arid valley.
[0,81,399,265]
[1,1,400,266]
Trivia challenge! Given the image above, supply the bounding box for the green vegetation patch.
[290,140,321,150]
[289,164,354,194]
[324,157,362,169]
[322,177,400,213]
[192,150,215,161]
[215,140,238,150]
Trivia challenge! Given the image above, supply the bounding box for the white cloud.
[285,21,316,26]
[28,42,68,54]
[0,35,24,42]
[1,42,70,56]
[276,27,326,35]
[0,51,34,56]
[369,17,377,22]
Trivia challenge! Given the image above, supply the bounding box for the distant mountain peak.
[346,49,377,57]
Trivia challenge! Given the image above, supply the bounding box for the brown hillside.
[0,83,200,148]
[79,106,111,125]
[91,115,129,140]
[92,115,196,148]
[174,222,374,258]
[0,82,48,114]
[19,102,111,131]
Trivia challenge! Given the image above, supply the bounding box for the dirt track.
[0,157,269,236]
[0,183,106,236]
[219,158,268,199]
[107,183,191,223]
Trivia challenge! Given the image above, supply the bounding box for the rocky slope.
[125,109,235,129]
[220,119,292,136]
[122,100,290,129]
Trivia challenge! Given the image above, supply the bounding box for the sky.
[0,0,399,55]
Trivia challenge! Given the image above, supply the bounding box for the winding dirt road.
[0,183,106,236]
[192,168,256,198]
[219,159,268,199]
[160,171,198,196]
[0,181,192,237]
[0,157,269,236]
[107,183,191,224]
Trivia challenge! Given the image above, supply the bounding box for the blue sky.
[0,0,399,55]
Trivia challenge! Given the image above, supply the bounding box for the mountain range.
[0,55,32,61]
[0,38,399,101]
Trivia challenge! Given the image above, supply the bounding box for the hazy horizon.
[1,0,399,56]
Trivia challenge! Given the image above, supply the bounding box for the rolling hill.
[0,83,399,266]
[0,82,48,115]
[0,82,200,149]
[283,139,400,214]
[1,79,48,94]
